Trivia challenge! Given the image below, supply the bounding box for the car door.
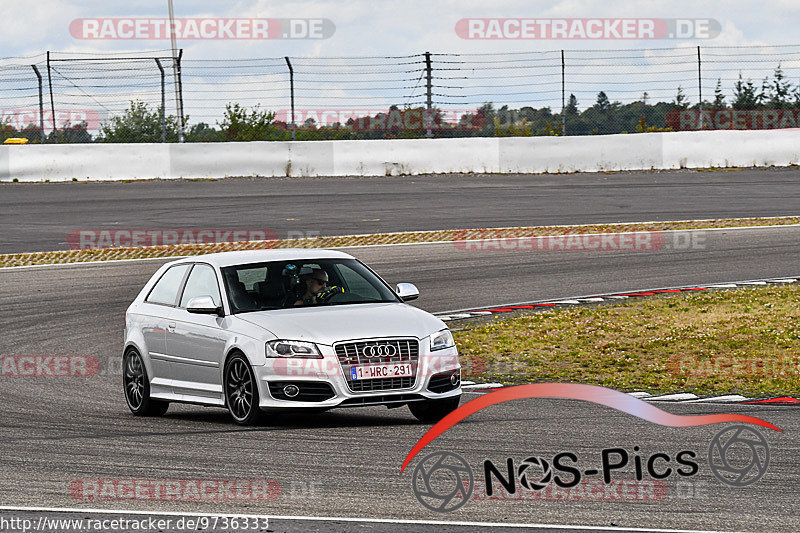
[166,263,229,404]
[139,263,192,397]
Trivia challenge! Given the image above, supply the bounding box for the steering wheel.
[317,285,346,303]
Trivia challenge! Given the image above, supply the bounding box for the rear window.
[146,264,191,306]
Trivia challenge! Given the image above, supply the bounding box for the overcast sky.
[2,0,798,59]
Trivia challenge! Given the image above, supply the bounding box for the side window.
[179,264,221,307]
[335,263,382,300]
[146,264,191,306]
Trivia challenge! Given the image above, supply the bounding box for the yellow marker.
[361,218,381,222]
[3,138,29,144]
[286,218,299,221]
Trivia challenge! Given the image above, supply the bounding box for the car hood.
[235,302,446,345]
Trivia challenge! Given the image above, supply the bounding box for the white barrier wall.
[1,130,799,182]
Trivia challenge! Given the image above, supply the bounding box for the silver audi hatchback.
[123,249,461,425]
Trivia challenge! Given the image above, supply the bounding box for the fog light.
[283,384,300,398]
[450,372,460,386]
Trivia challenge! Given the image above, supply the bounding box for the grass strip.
[454,284,800,397]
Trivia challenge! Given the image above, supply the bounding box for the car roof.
[167,248,355,268]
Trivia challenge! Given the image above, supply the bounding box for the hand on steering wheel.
[317,285,345,303]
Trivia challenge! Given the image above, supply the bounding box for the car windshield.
[220,258,401,313]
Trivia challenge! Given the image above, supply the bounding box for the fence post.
[697,46,703,130]
[31,65,45,143]
[155,59,167,143]
[424,52,432,139]
[46,51,56,141]
[285,56,295,141]
[561,50,566,136]
[175,49,185,142]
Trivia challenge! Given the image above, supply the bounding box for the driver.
[293,269,330,306]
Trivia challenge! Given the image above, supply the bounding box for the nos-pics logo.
[402,384,779,513]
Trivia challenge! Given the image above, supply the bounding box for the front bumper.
[253,344,461,410]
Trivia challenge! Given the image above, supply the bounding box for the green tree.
[217,103,284,141]
[769,64,792,109]
[732,74,759,109]
[48,122,93,144]
[186,122,220,142]
[564,94,579,115]
[711,78,726,109]
[595,91,611,111]
[98,100,181,143]
[673,86,689,108]
[759,76,771,107]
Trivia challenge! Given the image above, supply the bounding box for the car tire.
[408,395,461,423]
[224,353,264,426]
[123,348,169,417]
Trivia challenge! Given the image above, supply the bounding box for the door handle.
[167,323,176,333]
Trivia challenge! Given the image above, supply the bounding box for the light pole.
[168,0,185,142]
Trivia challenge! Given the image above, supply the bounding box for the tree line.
[2,66,798,143]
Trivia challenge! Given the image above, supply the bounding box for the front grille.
[268,381,336,402]
[335,338,419,393]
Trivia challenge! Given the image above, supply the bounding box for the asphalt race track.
[1,168,799,253]
[1,226,799,532]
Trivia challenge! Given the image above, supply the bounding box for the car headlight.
[430,329,455,351]
[266,340,322,359]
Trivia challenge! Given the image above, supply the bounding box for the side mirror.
[396,283,419,302]
[186,296,224,317]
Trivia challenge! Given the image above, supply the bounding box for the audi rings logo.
[362,344,397,358]
[411,451,473,512]
[708,425,770,487]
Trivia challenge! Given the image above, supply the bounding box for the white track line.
[645,393,700,401]
[461,382,504,390]
[463,388,761,404]
[0,506,266,519]
[0,506,750,533]
[687,395,751,403]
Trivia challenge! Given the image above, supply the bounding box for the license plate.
[350,363,413,380]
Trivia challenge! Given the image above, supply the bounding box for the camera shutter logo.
[518,456,553,490]
[708,425,770,487]
[411,451,473,512]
